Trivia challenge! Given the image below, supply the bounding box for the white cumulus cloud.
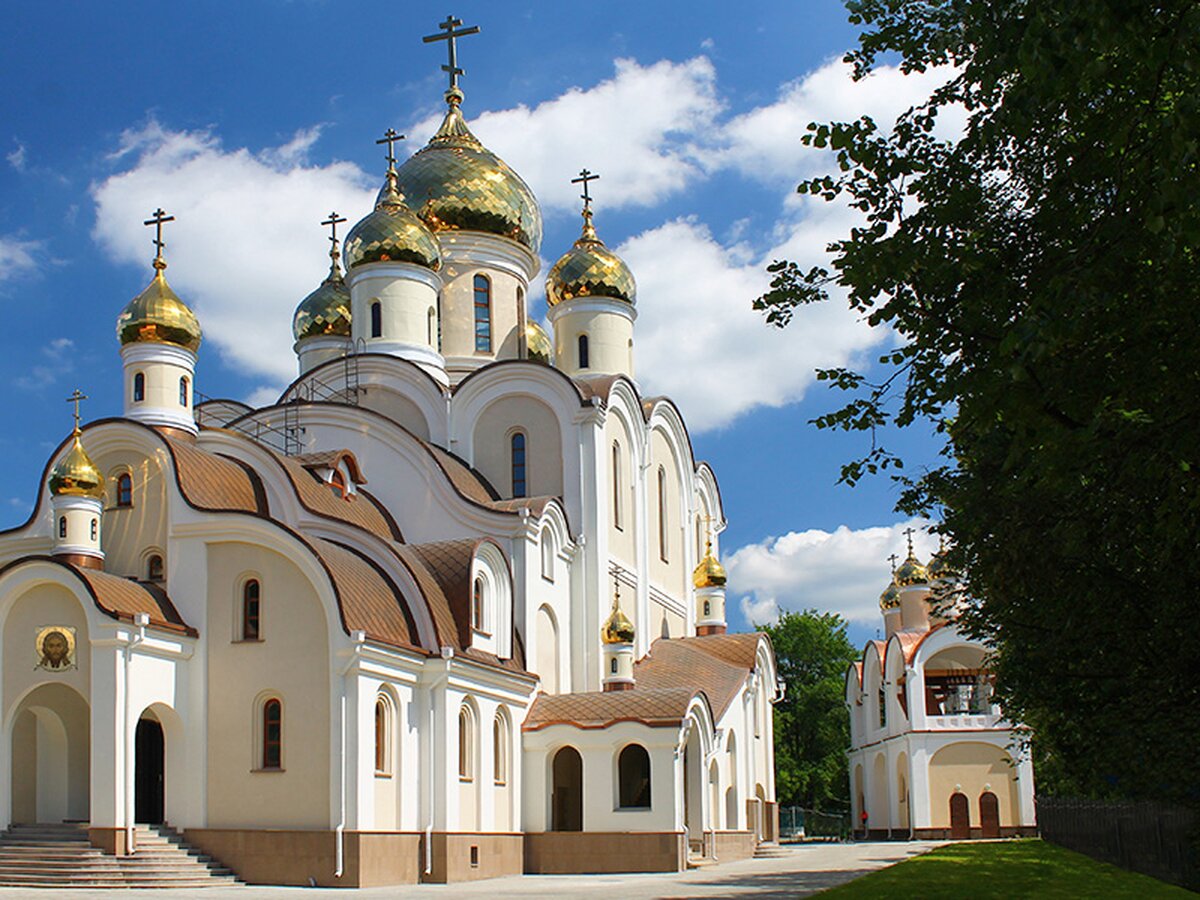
[0,236,40,283]
[727,519,940,628]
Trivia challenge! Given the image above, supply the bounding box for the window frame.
[374,693,394,777]
[577,333,589,369]
[510,431,527,499]
[540,527,555,582]
[179,375,189,407]
[262,698,283,770]
[147,553,165,582]
[612,442,622,530]
[116,473,133,508]
[458,704,476,782]
[471,576,486,634]
[242,578,262,641]
[657,466,668,562]
[473,274,492,353]
[133,372,145,403]
[617,743,652,810]
[370,300,383,338]
[493,711,509,786]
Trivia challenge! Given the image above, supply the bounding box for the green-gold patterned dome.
[395,95,542,253]
[344,170,442,271]
[293,259,352,341]
[546,210,636,306]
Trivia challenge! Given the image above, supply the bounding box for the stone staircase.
[0,823,241,888]
[754,841,790,860]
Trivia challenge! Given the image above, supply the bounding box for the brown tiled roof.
[682,632,763,670]
[523,687,696,730]
[277,455,400,542]
[75,567,198,636]
[574,374,622,405]
[488,496,558,518]
[307,538,419,652]
[424,445,501,505]
[164,436,265,514]
[293,450,366,484]
[635,636,754,719]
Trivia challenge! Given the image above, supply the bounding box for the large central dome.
[396,94,542,253]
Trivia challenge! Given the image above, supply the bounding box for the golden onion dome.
[546,209,636,307]
[116,261,202,353]
[293,252,352,341]
[693,540,727,589]
[49,430,105,499]
[879,579,901,611]
[601,596,635,645]
[395,92,542,253]
[894,552,929,587]
[525,320,552,365]
[927,548,949,580]
[344,169,442,271]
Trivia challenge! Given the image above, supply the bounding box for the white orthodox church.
[845,538,1036,841]
[0,20,778,887]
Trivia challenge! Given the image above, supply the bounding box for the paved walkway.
[0,841,942,899]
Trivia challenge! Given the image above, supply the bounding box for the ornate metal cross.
[321,211,347,247]
[903,526,917,554]
[423,15,480,93]
[143,207,175,259]
[572,168,600,212]
[887,552,899,573]
[66,389,87,432]
[375,129,404,168]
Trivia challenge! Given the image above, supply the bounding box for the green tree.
[760,610,858,810]
[756,1,1200,802]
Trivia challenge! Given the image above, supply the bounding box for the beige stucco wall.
[648,430,685,597]
[552,307,634,379]
[350,266,440,348]
[471,396,563,500]
[927,742,1020,828]
[605,417,637,570]
[440,264,523,362]
[359,386,431,441]
[4,583,91,715]
[100,451,169,580]
[205,542,331,828]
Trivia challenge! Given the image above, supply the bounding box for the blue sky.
[0,1,950,645]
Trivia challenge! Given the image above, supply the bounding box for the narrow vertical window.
[263,699,282,769]
[510,432,527,498]
[133,372,145,403]
[374,697,389,775]
[578,334,589,369]
[474,274,491,352]
[179,376,189,406]
[116,473,133,507]
[90,518,98,541]
[657,466,668,562]
[147,554,164,582]
[612,442,622,529]
[472,577,485,632]
[458,706,474,780]
[493,714,508,785]
[243,579,261,640]
[427,307,435,345]
[540,528,554,581]
[58,517,66,539]
[878,686,887,728]
[370,301,382,338]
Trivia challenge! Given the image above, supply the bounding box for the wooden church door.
[949,791,970,839]
[979,791,1000,838]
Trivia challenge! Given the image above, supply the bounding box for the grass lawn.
[817,839,1191,898]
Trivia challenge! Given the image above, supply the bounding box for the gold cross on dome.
[66,389,87,433]
[423,15,480,93]
[887,552,899,573]
[903,526,917,554]
[321,211,347,247]
[375,129,404,169]
[143,207,175,265]
[571,168,600,213]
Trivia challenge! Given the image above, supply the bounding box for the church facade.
[845,541,1036,841]
[0,21,778,887]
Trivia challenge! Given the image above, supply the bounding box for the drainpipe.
[334,631,366,879]
[124,613,149,855]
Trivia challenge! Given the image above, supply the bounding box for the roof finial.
[903,526,917,557]
[376,128,404,172]
[423,14,480,106]
[571,168,601,242]
[320,211,347,280]
[887,552,899,574]
[144,207,175,272]
[66,389,87,436]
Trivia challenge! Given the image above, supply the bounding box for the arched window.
[262,699,282,769]
[90,518,98,541]
[374,695,392,775]
[458,705,475,781]
[133,372,145,403]
[618,744,652,808]
[657,466,668,562]
[473,274,491,352]
[878,685,887,728]
[540,528,554,582]
[472,577,485,632]
[511,431,527,498]
[147,554,164,582]
[116,473,133,507]
[612,442,622,529]
[610,657,618,674]
[329,469,346,499]
[427,306,436,345]
[179,375,189,406]
[578,333,589,369]
[370,301,382,338]
[242,579,261,640]
[493,712,509,785]
[57,516,66,539]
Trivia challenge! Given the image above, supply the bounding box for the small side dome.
[293,261,351,341]
[344,169,442,271]
[894,552,929,587]
[546,209,636,307]
[601,597,635,645]
[525,320,551,365]
[879,579,901,610]
[693,540,727,589]
[49,431,105,499]
[116,263,202,353]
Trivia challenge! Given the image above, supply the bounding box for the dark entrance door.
[949,791,970,839]
[979,791,1000,838]
[135,718,164,824]
[551,746,582,831]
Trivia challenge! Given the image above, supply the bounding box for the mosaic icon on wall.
[35,626,77,671]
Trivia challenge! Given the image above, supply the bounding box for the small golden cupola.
[293,212,354,376]
[546,170,638,381]
[49,390,106,568]
[116,209,202,435]
[525,320,552,366]
[602,580,636,692]
[694,530,728,636]
[894,528,929,587]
